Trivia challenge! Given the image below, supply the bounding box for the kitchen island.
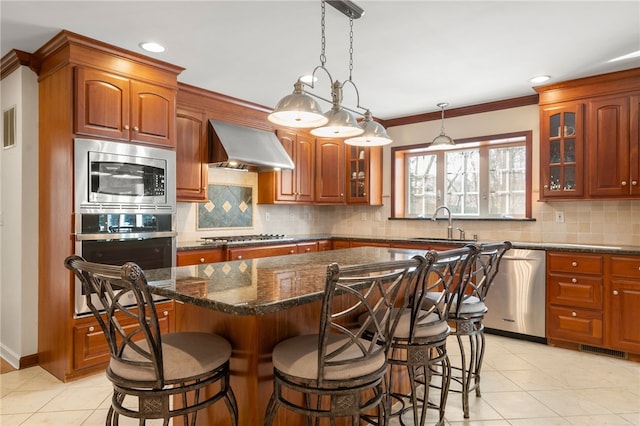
[149,246,426,426]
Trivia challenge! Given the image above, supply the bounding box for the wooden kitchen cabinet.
[176,106,208,201]
[315,137,346,204]
[73,301,174,372]
[587,93,640,197]
[258,130,315,204]
[227,243,299,260]
[345,145,383,205]
[536,68,640,201]
[177,248,225,266]
[75,66,176,148]
[539,102,585,199]
[607,255,640,353]
[296,241,318,254]
[546,252,604,346]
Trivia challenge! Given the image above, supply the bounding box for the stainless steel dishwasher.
[483,248,546,340]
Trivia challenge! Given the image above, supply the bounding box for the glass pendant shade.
[345,110,392,146]
[268,81,328,128]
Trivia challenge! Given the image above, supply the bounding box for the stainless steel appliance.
[74,212,175,316]
[200,234,293,246]
[483,248,546,340]
[74,138,176,214]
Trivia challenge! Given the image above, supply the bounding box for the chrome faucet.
[431,205,453,240]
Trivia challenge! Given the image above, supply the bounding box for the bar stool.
[447,241,511,418]
[264,257,426,425]
[65,255,238,426]
[386,245,479,426]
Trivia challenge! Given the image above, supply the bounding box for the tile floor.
[1,333,639,425]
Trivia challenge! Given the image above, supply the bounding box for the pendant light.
[269,0,385,143]
[345,110,392,146]
[431,102,455,146]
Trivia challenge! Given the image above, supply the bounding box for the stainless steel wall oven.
[73,138,177,317]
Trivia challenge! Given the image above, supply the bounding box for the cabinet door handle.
[622,181,627,186]
[571,278,577,283]
[632,180,638,186]
[571,261,578,267]
[133,126,139,132]
[124,124,130,130]
[543,184,549,189]
[88,326,95,332]
[199,257,205,263]
[613,290,619,296]
[305,248,311,252]
[571,311,577,317]
[289,249,295,254]
[163,311,169,316]
[237,255,243,260]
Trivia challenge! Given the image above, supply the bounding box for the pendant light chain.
[440,106,446,133]
[348,17,354,81]
[320,0,327,67]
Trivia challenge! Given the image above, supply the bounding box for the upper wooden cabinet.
[346,145,383,205]
[587,93,639,197]
[176,106,208,201]
[75,66,176,148]
[258,129,315,204]
[536,68,640,201]
[315,138,346,204]
[539,102,585,199]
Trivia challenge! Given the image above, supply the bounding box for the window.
[393,131,532,219]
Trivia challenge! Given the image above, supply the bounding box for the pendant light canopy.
[268,0,391,145]
[431,102,455,146]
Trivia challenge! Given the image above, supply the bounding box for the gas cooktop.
[200,234,293,246]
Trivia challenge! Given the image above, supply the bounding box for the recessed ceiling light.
[530,75,551,84]
[139,42,165,53]
[608,50,640,63]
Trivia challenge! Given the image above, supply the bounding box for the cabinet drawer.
[610,256,640,278]
[547,273,603,309]
[547,306,603,345]
[547,252,603,274]
[73,303,173,371]
[177,248,225,266]
[297,242,318,254]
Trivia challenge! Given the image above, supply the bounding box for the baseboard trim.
[20,353,39,369]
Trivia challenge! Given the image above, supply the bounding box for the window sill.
[389,217,536,222]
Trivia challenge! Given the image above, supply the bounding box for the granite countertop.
[149,246,424,316]
[178,235,640,255]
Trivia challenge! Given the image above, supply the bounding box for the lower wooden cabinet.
[607,256,640,353]
[546,305,603,346]
[72,301,174,371]
[177,248,225,266]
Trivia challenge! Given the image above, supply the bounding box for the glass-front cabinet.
[540,103,584,199]
[346,145,383,205]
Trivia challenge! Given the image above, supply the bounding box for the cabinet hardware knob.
[613,290,619,296]
[237,255,242,260]
[88,326,95,332]
[124,124,130,130]
[289,249,295,254]
[163,311,168,316]
[305,248,311,252]
[543,184,549,189]
[133,126,139,132]
[632,180,638,186]
[571,261,578,267]
[340,193,344,197]
[363,193,367,196]
[572,278,577,283]
[199,257,205,263]
[571,311,577,317]
[622,181,627,186]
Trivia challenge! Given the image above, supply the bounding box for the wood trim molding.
[1,49,32,80]
[381,94,539,128]
[20,353,39,369]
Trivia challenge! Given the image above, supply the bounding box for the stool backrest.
[317,256,427,384]
[64,255,164,387]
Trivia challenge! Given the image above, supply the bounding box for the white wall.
[178,104,640,247]
[0,65,39,368]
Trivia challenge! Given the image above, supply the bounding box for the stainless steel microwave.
[74,138,176,214]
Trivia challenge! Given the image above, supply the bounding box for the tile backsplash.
[176,168,640,246]
[197,184,253,229]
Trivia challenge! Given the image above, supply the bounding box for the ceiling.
[2,1,639,120]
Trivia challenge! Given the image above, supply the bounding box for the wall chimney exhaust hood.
[208,120,294,171]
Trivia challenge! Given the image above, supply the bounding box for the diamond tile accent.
[197,184,253,229]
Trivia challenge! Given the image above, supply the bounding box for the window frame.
[391,130,533,219]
